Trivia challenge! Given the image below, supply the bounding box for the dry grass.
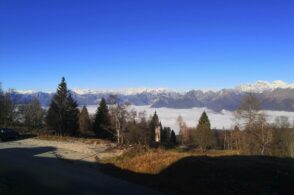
[105,147,239,174]
[101,148,294,194]
[36,134,111,145]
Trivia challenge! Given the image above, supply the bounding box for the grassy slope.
[105,148,239,174]
[102,148,294,194]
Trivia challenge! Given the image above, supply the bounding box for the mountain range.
[10,80,294,112]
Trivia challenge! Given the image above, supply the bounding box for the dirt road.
[0,139,161,195]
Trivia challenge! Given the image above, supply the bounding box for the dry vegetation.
[101,147,294,194]
[36,134,111,145]
[104,147,239,174]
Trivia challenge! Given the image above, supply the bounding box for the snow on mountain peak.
[15,90,36,94]
[236,80,294,92]
[72,88,173,95]
[14,80,294,95]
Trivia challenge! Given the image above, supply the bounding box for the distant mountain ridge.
[10,81,294,112]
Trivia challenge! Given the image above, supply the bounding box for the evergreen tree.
[94,98,113,139]
[0,85,5,126]
[170,130,177,146]
[65,94,80,136]
[79,105,91,133]
[46,77,68,135]
[195,111,215,151]
[0,93,2,126]
[161,127,170,144]
[0,92,15,127]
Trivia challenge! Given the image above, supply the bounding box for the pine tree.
[195,111,215,151]
[46,77,68,135]
[0,92,16,127]
[94,98,113,139]
[0,87,3,126]
[170,130,177,146]
[65,94,80,136]
[79,105,91,133]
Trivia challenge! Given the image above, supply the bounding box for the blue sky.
[0,0,293,91]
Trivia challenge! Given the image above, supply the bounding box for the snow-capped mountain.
[10,81,294,112]
[71,88,175,96]
[236,80,294,93]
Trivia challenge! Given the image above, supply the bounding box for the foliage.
[192,112,216,151]
[94,98,114,139]
[0,90,16,127]
[65,94,80,135]
[18,98,46,130]
[79,105,91,133]
[46,77,79,135]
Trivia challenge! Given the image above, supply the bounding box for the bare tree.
[275,116,290,129]
[274,116,294,157]
[108,95,129,144]
[235,94,274,155]
[285,130,294,158]
[19,98,46,130]
[235,93,261,129]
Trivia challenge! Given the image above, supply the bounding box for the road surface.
[0,139,161,195]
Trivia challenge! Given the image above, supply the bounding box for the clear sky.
[0,0,293,91]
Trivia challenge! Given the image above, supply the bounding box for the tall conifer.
[65,94,80,135]
[79,105,91,133]
[94,98,113,139]
[195,111,215,151]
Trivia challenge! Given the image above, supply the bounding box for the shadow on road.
[0,146,159,195]
[0,133,37,143]
[1,146,294,195]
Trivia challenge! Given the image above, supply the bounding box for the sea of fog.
[86,105,294,133]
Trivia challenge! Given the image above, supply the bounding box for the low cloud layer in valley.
[86,105,294,133]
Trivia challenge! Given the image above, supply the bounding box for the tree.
[46,77,79,136]
[0,83,3,125]
[0,91,16,127]
[242,113,273,155]
[46,77,68,135]
[193,112,215,151]
[79,105,91,133]
[177,115,189,145]
[170,130,177,146]
[108,95,129,144]
[94,98,113,139]
[124,111,151,145]
[273,116,294,157]
[235,93,261,129]
[19,98,45,130]
[231,126,242,150]
[283,129,294,158]
[65,94,80,136]
[275,116,290,129]
[235,94,274,155]
[161,127,171,145]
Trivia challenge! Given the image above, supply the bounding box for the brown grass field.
[104,148,239,174]
[101,147,294,194]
